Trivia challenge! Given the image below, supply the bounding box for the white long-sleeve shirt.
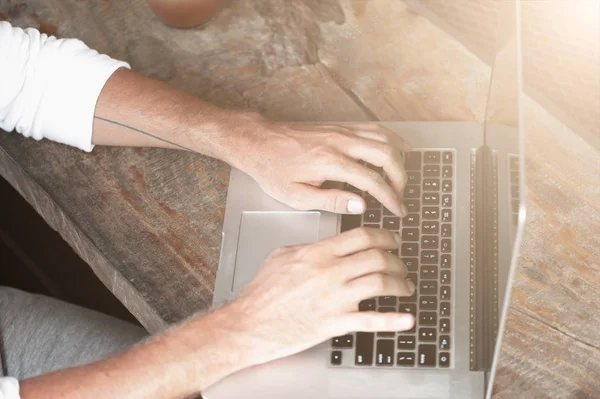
[0,21,129,399]
[0,21,129,151]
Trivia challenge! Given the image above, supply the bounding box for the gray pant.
[0,286,147,380]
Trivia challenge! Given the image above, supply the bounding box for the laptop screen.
[481,0,524,395]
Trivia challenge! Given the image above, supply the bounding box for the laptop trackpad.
[232,212,321,293]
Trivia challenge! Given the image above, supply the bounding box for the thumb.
[289,184,365,214]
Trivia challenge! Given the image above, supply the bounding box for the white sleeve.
[0,21,130,152]
[0,377,19,399]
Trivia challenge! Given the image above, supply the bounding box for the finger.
[332,312,415,334]
[320,227,400,257]
[335,137,408,215]
[345,273,415,301]
[323,156,404,217]
[287,183,366,214]
[338,123,412,152]
[336,249,407,281]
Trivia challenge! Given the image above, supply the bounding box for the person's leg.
[0,286,148,379]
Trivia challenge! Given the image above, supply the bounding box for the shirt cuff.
[40,54,130,152]
[0,377,19,399]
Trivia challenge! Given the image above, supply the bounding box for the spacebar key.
[355,332,375,366]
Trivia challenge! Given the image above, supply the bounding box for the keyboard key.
[379,307,396,314]
[422,193,440,205]
[365,194,380,209]
[403,214,420,227]
[401,289,417,306]
[397,352,416,366]
[440,270,451,284]
[397,335,416,350]
[387,249,399,256]
[442,166,453,178]
[359,298,376,311]
[441,286,451,300]
[442,180,452,193]
[441,209,452,222]
[398,303,417,316]
[441,194,452,208]
[424,152,440,164]
[419,328,436,342]
[332,335,354,348]
[355,333,375,365]
[420,265,438,279]
[331,351,342,365]
[376,340,395,366]
[364,210,381,223]
[440,318,450,334]
[404,259,418,272]
[419,280,438,295]
[423,179,440,192]
[404,200,420,213]
[442,151,453,164]
[420,296,437,310]
[419,312,437,326]
[383,217,400,230]
[439,352,450,368]
[378,331,395,338]
[383,207,394,216]
[441,224,451,237]
[423,165,440,177]
[423,207,439,220]
[439,335,451,351]
[510,156,519,170]
[405,152,422,171]
[407,171,421,184]
[441,254,452,268]
[341,215,361,232]
[422,221,439,234]
[401,243,419,256]
[440,302,451,317]
[441,239,451,253]
[405,186,420,199]
[402,228,419,241]
[364,223,380,229]
[421,236,439,249]
[421,251,439,265]
[418,344,436,366]
[379,296,397,307]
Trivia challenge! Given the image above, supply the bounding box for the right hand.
[223,227,416,366]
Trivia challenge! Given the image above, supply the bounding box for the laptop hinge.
[470,146,499,371]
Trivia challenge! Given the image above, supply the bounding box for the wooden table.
[1,1,599,397]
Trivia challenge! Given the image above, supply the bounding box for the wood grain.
[0,0,598,396]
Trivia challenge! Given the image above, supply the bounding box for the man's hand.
[93,70,409,216]
[225,114,411,217]
[220,228,415,366]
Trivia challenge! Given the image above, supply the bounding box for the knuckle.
[372,274,388,292]
[354,227,375,243]
[370,249,389,265]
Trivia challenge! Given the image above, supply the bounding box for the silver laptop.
[206,1,525,398]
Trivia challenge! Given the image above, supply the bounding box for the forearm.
[92,68,251,164]
[19,306,252,399]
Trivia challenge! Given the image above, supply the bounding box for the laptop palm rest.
[232,211,321,293]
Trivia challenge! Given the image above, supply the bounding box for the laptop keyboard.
[331,149,455,369]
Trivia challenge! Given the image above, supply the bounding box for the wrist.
[188,109,266,168]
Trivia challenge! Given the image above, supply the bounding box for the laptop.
[206,1,525,398]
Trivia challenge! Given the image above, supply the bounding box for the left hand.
[224,113,411,217]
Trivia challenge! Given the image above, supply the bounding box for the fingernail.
[398,314,415,331]
[407,279,416,295]
[393,232,402,246]
[347,198,364,214]
[400,203,408,217]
